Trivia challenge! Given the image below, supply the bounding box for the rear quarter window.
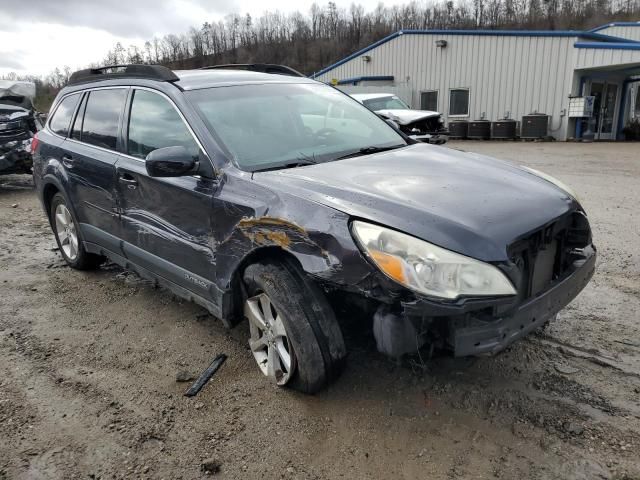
[49,94,80,137]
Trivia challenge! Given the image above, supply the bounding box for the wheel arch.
[224,245,311,327]
[42,181,61,221]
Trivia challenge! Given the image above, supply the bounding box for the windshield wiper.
[252,157,318,173]
[334,144,406,161]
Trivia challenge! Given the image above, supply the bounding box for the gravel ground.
[1,141,639,480]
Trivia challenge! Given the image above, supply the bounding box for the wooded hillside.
[2,0,639,110]
[101,0,640,75]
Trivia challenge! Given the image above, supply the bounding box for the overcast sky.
[0,0,405,77]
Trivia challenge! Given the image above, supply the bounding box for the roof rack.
[201,64,305,78]
[68,64,179,86]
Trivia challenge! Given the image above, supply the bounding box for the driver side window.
[127,89,200,160]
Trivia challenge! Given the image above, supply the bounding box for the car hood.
[255,144,576,262]
[375,109,440,125]
[0,104,30,120]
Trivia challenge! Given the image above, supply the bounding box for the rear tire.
[243,259,346,394]
[50,192,103,270]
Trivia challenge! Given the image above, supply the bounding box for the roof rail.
[68,64,179,86]
[201,64,305,77]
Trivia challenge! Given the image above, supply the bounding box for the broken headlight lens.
[521,166,580,203]
[351,221,516,300]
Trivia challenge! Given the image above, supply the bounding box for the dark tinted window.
[82,89,127,150]
[70,93,87,141]
[49,94,80,136]
[127,89,199,160]
[421,91,438,111]
[449,89,469,116]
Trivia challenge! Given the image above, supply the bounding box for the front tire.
[50,192,102,270]
[243,259,346,394]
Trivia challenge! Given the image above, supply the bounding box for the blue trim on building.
[589,22,640,33]
[311,29,636,78]
[574,41,640,50]
[575,76,586,139]
[312,31,400,78]
[336,75,394,85]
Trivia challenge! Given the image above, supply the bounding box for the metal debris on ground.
[184,353,227,397]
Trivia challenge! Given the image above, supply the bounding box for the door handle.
[118,173,138,189]
[62,154,74,168]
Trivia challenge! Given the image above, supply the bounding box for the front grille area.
[0,120,27,138]
[508,211,592,299]
[400,117,446,135]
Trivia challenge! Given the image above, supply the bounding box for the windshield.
[362,96,409,111]
[186,83,406,171]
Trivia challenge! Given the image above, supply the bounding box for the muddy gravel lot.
[1,141,639,480]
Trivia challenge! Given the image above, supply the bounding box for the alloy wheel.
[54,204,79,261]
[244,292,297,385]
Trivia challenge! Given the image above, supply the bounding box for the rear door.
[114,88,217,298]
[43,91,82,174]
[61,87,128,250]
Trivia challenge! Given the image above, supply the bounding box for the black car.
[33,65,596,393]
[1,80,41,175]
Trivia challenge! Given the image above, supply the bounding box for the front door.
[114,88,218,300]
[590,81,619,140]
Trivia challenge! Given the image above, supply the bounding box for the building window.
[420,90,438,111]
[449,88,470,117]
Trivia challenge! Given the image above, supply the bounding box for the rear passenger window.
[81,89,127,150]
[49,94,80,137]
[127,89,199,160]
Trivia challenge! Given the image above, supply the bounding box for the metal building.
[312,22,640,140]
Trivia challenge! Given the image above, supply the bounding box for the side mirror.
[145,146,196,177]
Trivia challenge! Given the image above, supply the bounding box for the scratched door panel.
[115,155,216,293]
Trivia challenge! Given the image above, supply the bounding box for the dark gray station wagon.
[33,65,596,393]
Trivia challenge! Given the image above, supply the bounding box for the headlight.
[521,166,580,203]
[351,221,516,300]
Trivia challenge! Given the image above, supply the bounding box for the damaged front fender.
[209,175,394,322]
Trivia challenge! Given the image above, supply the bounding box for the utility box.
[449,120,469,139]
[521,114,549,139]
[491,120,517,139]
[468,120,491,139]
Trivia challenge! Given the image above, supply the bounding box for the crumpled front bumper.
[394,246,596,358]
[450,247,596,356]
[409,130,450,144]
[0,134,33,175]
